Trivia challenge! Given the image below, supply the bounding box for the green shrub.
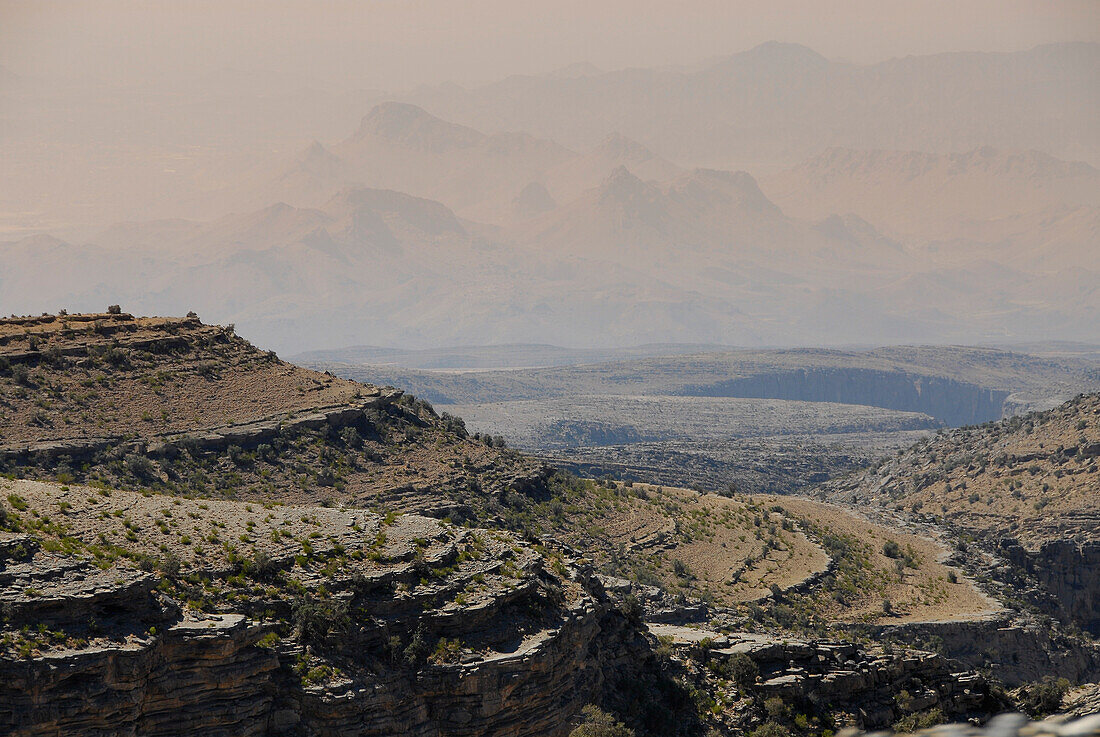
[403,625,431,665]
[728,652,759,689]
[1018,677,1071,717]
[292,598,348,646]
[892,708,945,732]
[749,722,789,737]
[569,705,634,737]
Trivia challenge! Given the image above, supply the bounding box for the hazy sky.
[2,0,1098,90]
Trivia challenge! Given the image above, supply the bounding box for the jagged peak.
[325,186,465,236]
[714,41,830,71]
[299,140,337,162]
[668,168,782,215]
[354,102,484,152]
[813,212,901,251]
[596,166,651,203]
[595,132,656,160]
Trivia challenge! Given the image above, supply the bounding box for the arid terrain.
[3,9,1099,734]
[823,394,1100,635]
[303,343,1100,494]
[1,312,1097,736]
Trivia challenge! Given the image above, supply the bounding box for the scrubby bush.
[728,651,759,689]
[124,454,157,482]
[292,598,349,646]
[1018,677,1071,717]
[11,364,31,386]
[569,705,634,737]
[402,624,432,665]
[340,426,362,448]
[244,551,278,581]
[749,722,790,737]
[892,709,945,732]
[619,594,644,625]
[764,696,787,720]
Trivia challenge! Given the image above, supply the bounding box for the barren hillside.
[0,312,545,516]
[822,394,1100,634]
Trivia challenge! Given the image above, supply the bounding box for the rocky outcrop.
[0,392,402,466]
[1001,540,1100,635]
[835,712,1100,737]
[0,482,676,737]
[0,573,639,737]
[1062,684,1100,719]
[288,596,606,737]
[1,614,278,737]
[845,615,1100,688]
[652,624,1006,731]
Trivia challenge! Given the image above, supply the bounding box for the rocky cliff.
[1001,539,1100,636]
[0,480,678,737]
[647,622,1008,734]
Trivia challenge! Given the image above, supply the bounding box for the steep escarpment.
[0,480,683,737]
[679,368,1006,427]
[0,478,1017,737]
[848,613,1100,687]
[823,393,1100,636]
[999,539,1100,636]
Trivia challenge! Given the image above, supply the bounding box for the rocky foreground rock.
[837,713,1100,737]
[0,480,656,736]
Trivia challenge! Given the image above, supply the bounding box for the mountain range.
[2,43,1098,353]
[401,41,1100,168]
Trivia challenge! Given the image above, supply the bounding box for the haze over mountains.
[402,41,1100,167]
[1,42,1098,353]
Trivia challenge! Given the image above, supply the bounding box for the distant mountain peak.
[596,132,657,160]
[723,41,829,69]
[326,186,465,236]
[674,168,779,213]
[354,102,484,152]
[511,182,557,220]
[293,139,343,174]
[597,166,651,203]
[302,139,331,159]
